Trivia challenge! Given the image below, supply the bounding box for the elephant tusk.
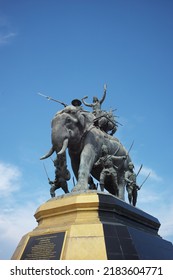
[40,146,54,160]
[57,138,69,155]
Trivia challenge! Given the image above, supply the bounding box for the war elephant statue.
[40,105,131,200]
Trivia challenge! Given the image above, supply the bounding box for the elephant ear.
[77,111,86,128]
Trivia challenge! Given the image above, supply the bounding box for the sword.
[37,92,68,107]
[127,140,134,155]
[136,164,143,177]
[139,172,151,189]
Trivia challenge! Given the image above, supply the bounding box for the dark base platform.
[98,193,173,259]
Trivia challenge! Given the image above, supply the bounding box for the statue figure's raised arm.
[81,96,93,108]
[99,83,107,105]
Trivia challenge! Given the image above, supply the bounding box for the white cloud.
[0,15,17,45]
[130,164,173,243]
[138,188,160,203]
[0,160,49,259]
[143,200,173,243]
[136,164,163,182]
[158,204,173,239]
[0,202,37,259]
[0,32,16,45]
[0,161,21,196]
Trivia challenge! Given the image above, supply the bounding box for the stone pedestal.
[11,191,173,260]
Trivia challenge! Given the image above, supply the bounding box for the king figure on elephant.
[81,84,118,135]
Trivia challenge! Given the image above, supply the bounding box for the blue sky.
[0,0,173,259]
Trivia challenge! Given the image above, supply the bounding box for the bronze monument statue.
[40,95,132,200]
[12,85,173,262]
[39,84,150,205]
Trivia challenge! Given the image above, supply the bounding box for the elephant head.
[40,105,94,159]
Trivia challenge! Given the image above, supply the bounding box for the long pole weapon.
[37,92,68,107]
[127,140,134,155]
[43,163,51,183]
[139,172,151,189]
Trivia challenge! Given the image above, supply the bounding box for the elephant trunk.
[57,138,69,155]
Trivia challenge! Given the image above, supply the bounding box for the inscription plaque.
[21,232,65,260]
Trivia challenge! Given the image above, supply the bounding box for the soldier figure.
[49,153,71,197]
[94,145,126,196]
[82,84,107,116]
[82,84,117,135]
[125,162,140,206]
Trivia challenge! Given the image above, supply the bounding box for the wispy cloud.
[158,204,173,238]
[0,161,21,196]
[141,195,173,241]
[136,165,173,243]
[0,32,16,45]
[0,15,17,46]
[0,160,46,259]
[136,164,163,182]
[0,202,37,259]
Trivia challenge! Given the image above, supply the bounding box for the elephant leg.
[72,147,95,192]
[70,154,80,179]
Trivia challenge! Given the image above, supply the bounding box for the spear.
[127,140,134,155]
[37,92,68,107]
[43,163,51,183]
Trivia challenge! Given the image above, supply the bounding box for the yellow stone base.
[11,191,107,260]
